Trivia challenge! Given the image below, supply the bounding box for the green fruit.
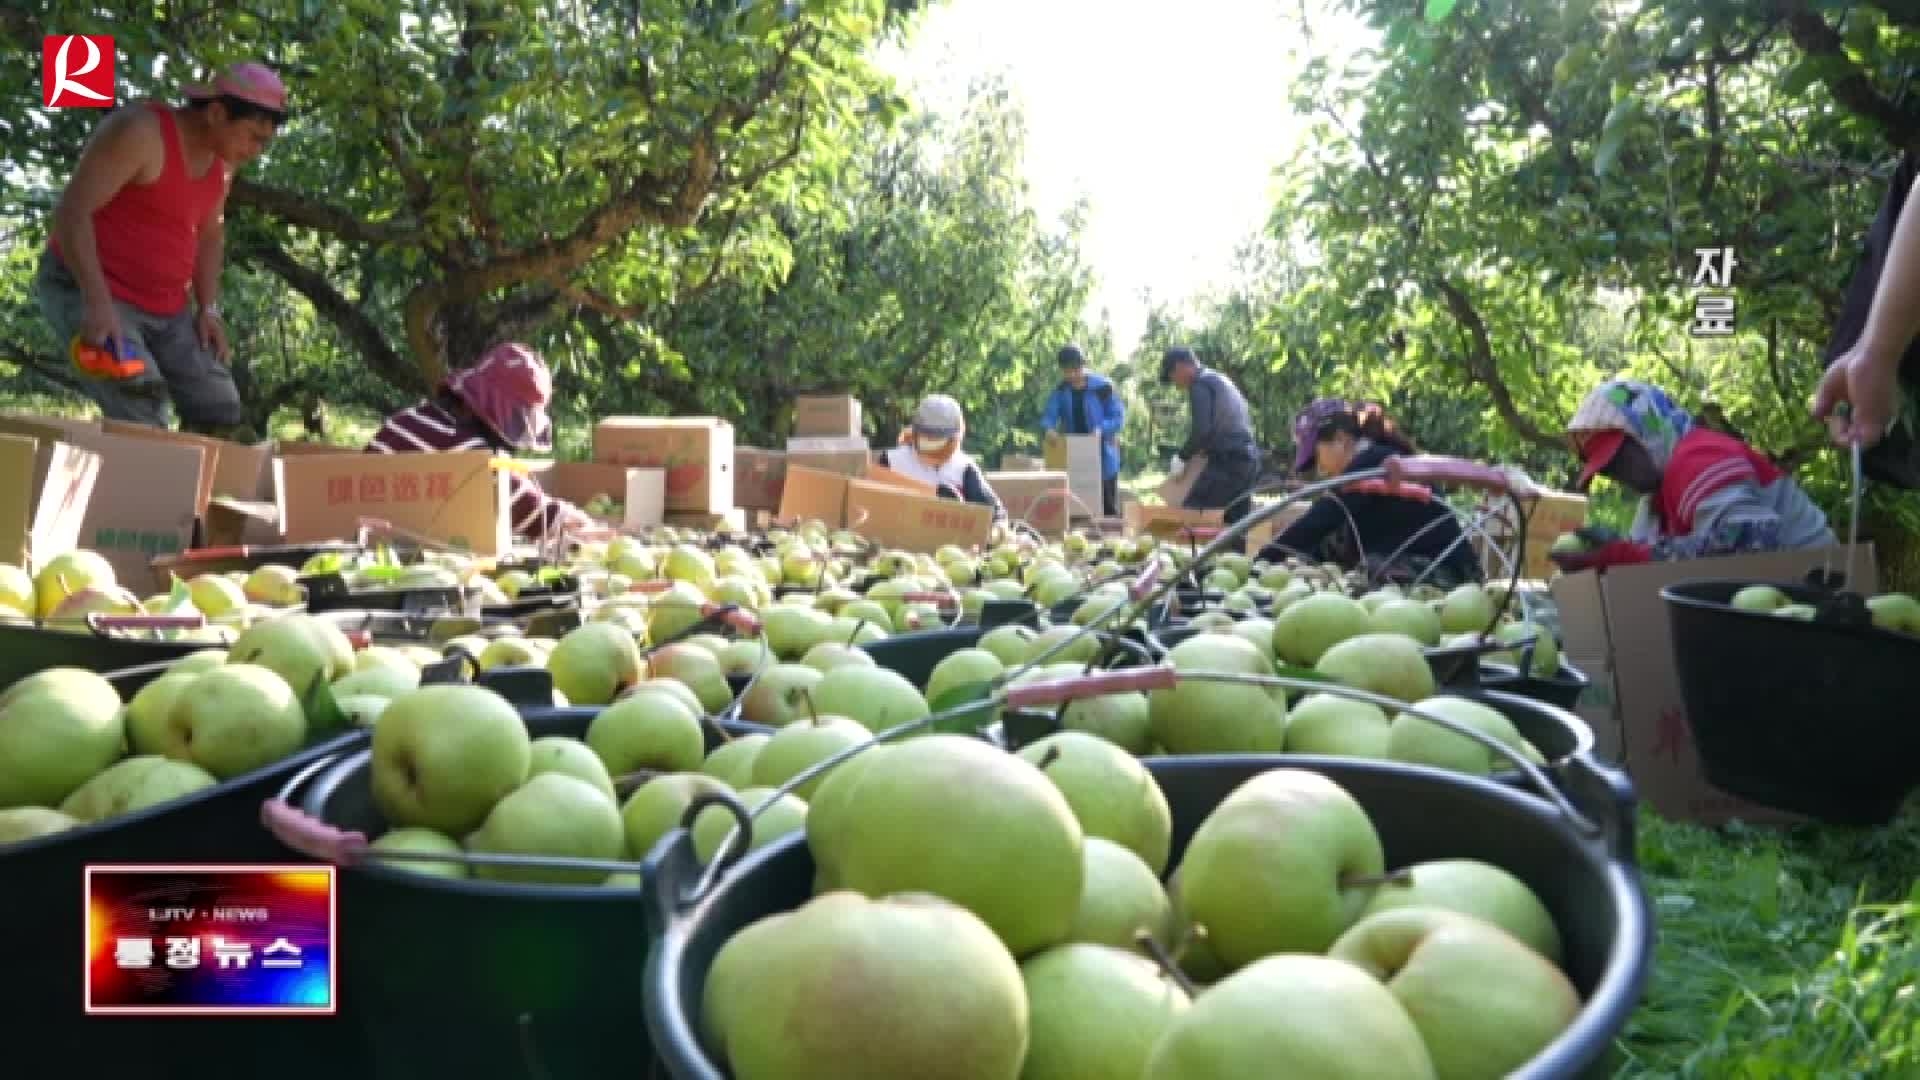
[703,892,1028,1080]
[1144,954,1435,1078]
[1176,768,1383,969]
[369,827,468,879]
[59,755,217,822]
[1314,632,1436,705]
[164,664,308,779]
[1064,837,1177,949]
[467,772,625,886]
[807,735,1083,956]
[701,734,770,788]
[621,773,733,860]
[371,684,532,835]
[1022,943,1190,1080]
[547,623,643,706]
[691,786,808,863]
[526,736,618,803]
[1272,592,1373,666]
[1386,696,1530,776]
[1329,907,1580,1080]
[586,688,705,777]
[1354,858,1563,964]
[1149,635,1286,754]
[1017,731,1172,874]
[0,667,125,807]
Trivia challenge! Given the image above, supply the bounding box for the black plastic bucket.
[0,620,214,689]
[859,627,985,689]
[301,572,465,614]
[1662,578,1920,825]
[0,658,376,1074]
[641,753,1651,1080]
[293,705,772,1079]
[1483,659,1591,711]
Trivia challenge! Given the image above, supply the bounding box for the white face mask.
[916,436,952,455]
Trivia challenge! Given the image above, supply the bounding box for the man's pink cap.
[185,62,287,114]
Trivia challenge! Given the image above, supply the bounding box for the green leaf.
[303,673,352,741]
[1423,0,1459,23]
[927,680,998,736]
[167,576,193,610]
[1780,59,1820,96]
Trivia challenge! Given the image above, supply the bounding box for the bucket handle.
[648,789,757,924]
[87,613,207,635]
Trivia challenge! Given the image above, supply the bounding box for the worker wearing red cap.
[36,61,288,438]
[1551,379,1833,573]
[366,343,596,539]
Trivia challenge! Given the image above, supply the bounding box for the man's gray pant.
[34,249,243,433]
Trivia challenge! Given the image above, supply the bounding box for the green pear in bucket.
[1022,943,1191,1080]
[701,733,771,789]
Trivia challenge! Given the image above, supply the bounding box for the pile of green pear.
[1730,582,1920,634]
[0,611,379,846]
[700,739,1585,1079]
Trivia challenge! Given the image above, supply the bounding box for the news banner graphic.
[42,35,117,108]
[85,865,336,1015]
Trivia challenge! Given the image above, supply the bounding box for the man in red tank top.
[35,61,286,439]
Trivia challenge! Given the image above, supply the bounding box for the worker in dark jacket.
[366,342,594,539]
[1040,343,1125,516]
[1161,346,1260,529]
[1256,398,1481,587]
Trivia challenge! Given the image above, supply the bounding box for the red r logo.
[43,35,116,108]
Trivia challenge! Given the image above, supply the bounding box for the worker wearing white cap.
[874,395,1007,522]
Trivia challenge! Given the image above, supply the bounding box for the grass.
[1617,801,1919,1077]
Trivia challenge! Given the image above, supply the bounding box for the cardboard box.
[666,509,748,533]
[986,470,1071,537]
[1157,452,1207,510]
[864,465,938,496]
[777,465,853,527]
[276,450,512,555]
[0,418,206,590]
[1477,489,1589,580]
[1244,500,1310,556]
[0,431,101,573]
[1551,545,1876,825]
[793,395,862,439]
[1001,453,1046,471]
[1044,433,1104,519]
[592,417,734,516]
[786,436,870,478]
[1126,502,1225,540]
[530,462,665,529]
[96,421,281,546]
[844,479,993,553]
[734,448,787,510]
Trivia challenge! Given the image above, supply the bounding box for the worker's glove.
[1169,454,1186,475]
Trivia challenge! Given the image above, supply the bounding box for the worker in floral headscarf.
[366,342,595,538]
[873,394,1006,522]
[1552,379,1834,572]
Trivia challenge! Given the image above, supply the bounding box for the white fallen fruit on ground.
[702,891,1028,1080]
[1144,953,1436,1079]
[1021,943,1191,1080]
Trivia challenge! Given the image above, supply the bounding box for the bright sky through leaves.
[884,0,1377,356]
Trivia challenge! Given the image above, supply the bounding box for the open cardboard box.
[1551,544,1877,825]
[0,430,101,574]
[985,470,1070,537]
[275,450,512,555]
[845,478,993,553]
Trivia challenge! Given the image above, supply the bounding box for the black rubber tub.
[289,696,773,1080]
[147,541,364,582]
[300,571,465,614]
[1662,578,1920,825]
[0,617,218,689]
[0,657,378,1075]
[641,752,1651,1080]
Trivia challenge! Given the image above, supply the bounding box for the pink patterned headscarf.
[446,343,553,452]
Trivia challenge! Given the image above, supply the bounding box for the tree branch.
[228,179,415,244]
[242,239,423,393]
[1775,1,1920,153]
[1427,277,1560,448]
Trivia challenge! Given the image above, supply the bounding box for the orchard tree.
[1,0,915,409]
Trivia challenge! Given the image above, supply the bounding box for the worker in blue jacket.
[1041,343,1125,516]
